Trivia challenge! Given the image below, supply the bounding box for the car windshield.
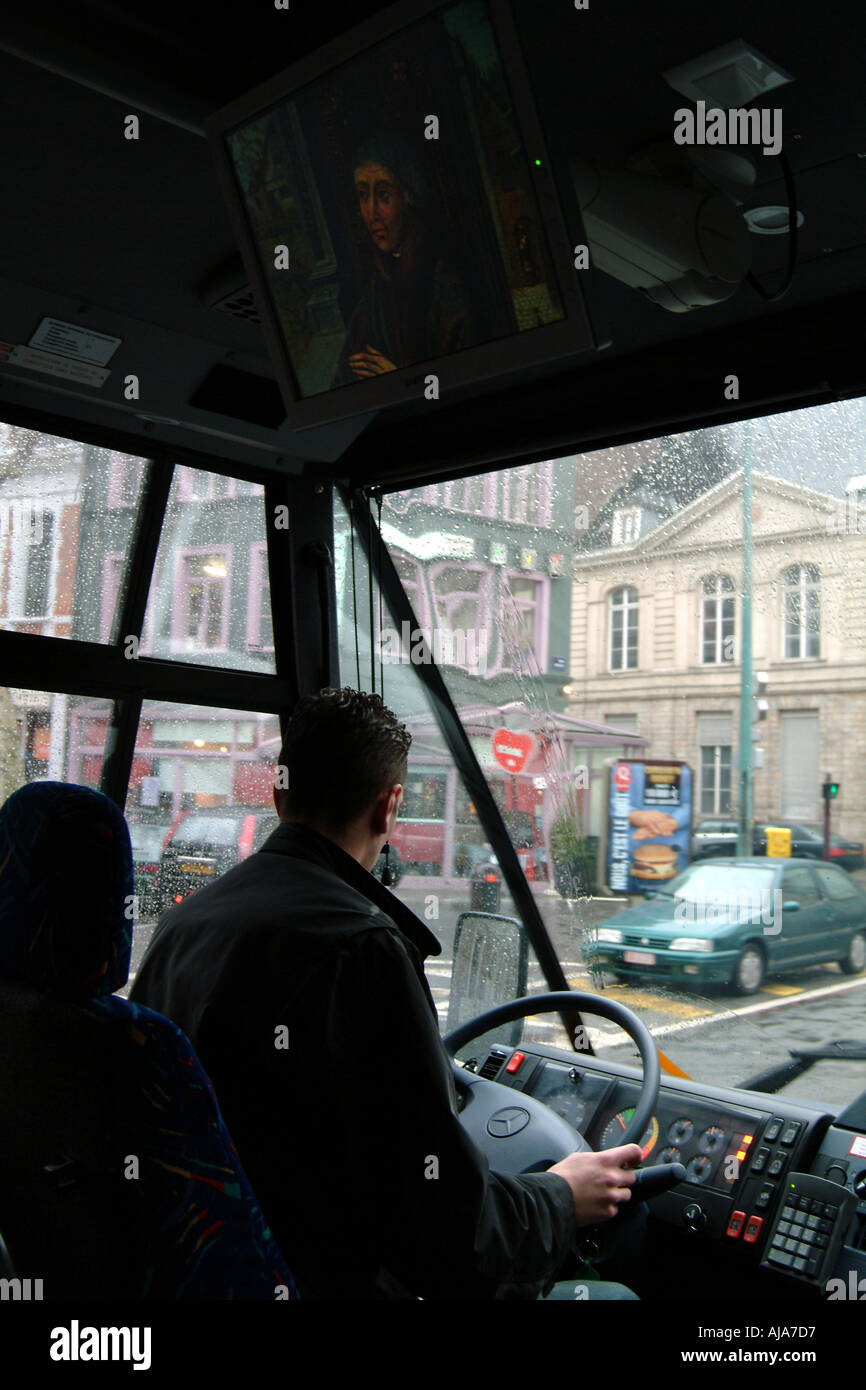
[335,399,866,1110]
[171,815,242,847]
[128,824,165,860]
[668,864,778,903]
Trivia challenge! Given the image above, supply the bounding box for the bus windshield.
[333,403,866,1107]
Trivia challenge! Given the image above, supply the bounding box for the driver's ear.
[371,787,393,837]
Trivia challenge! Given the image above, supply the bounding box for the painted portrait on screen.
[227,0,565,400]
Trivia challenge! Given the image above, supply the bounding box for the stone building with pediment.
[565,470,866,841]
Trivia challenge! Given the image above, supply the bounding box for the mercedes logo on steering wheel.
[487,1106,531,1137]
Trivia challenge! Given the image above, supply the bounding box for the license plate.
[624,950,656,965]
[181,863,215,875]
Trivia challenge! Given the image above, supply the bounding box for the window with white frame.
[701,573,735,663]
[392,552,431,628]
[107,452,145,507]
[783,563,820,659]
[174,549,231,651]
[700,746,733,815]
[247,543,274,652]
[611,507,641,546]
[176,467,236,502]
[698,715,733,815]
[22,511,55,618]
[443,474,495,515]
[609,585,638,670]
[100,552,126,643]
[503,572,546,671]
[429,563,491,672]
[101,552,154,652]
[502,462,553,526]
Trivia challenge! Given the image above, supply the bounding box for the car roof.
[697,856,835,868]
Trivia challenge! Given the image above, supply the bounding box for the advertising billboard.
[606,759,692,894]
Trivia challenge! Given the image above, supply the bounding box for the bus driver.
[131,688,641,1299]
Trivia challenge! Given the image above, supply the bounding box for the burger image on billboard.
[631,842,678,880]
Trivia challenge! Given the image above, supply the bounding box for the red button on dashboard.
[743,1216,763,1244]
[726,1210,746,1238]
[506,1051,526,1074]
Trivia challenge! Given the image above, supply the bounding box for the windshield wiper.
[741,1040,866,1095]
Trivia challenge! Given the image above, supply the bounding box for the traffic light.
[822,779,839,800]
[752,671,769,743]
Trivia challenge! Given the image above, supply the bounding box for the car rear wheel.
[733,943,765,996]
[839,931,866,976]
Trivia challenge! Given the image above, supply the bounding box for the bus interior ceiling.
[0,0,864,492]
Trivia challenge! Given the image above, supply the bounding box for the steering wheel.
[444,992,678,1269]
[443,992,661,1177]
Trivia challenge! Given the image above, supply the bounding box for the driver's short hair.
[276,688,411,829]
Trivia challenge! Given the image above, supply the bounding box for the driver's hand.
[547,1144,642,1226]
[348,346,397,377]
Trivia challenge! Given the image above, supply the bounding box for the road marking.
[582,983,711,1020]
[598,974,866,1047]
[525,1018,613,1047]
[729,974,866,1021]
[428,959,866,1049]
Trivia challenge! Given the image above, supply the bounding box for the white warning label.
[848,1135,866,1158]
[7,344,109,386]
[28,317,121,366]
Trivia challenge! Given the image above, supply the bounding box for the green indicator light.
[535,159,542,166]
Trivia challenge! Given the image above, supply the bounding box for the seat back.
[0,977,297,1299]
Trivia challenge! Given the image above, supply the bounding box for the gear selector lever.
[628,1161,687,1204]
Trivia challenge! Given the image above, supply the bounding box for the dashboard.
[468,1041,866,1297]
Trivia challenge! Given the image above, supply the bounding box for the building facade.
[0,426,280,813]
[566,470,866,840]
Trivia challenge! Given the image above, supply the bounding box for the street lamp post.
[738,420,754,856]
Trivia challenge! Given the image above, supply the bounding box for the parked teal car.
[584,857,866,995]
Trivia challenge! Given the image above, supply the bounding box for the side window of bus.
[0,427,147,648]
[142,465,274,673]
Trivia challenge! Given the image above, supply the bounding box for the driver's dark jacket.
[129,822,576,1299]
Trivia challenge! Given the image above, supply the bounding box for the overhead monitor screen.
[212,0,593,428]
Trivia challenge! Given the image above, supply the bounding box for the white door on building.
[780,712,819,820]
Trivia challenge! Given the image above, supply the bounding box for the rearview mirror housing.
[447,912,528,1053]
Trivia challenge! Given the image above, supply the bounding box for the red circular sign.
[613,762,632,790]
[492,728,535,774]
